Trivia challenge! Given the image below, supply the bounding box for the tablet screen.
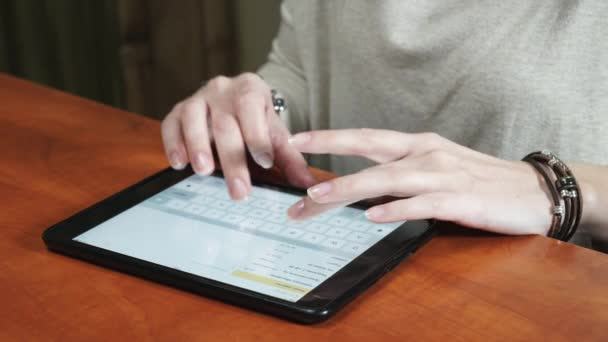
[74,175,404,302]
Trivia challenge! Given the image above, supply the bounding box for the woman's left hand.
[287,129,553,236]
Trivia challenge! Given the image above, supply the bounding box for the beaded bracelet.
[522,151,582,241]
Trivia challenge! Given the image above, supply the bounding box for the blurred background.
[0,0,281,119]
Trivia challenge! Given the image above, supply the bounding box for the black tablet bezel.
[43,167,436,324]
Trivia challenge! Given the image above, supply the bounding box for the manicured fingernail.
[365,207,385,220]
[169,151,185,170]
[252,152,273,169]
[288,199,305,218]
[231,178,248,201]
[288,133,311,146]
[193,152,212,175]
[307,182,332,200]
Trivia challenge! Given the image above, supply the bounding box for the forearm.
[572,164,608,243]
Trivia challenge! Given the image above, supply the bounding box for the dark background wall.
[0,0,281,118]
[0,1,125,107]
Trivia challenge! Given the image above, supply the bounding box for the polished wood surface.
[1,74,607,341]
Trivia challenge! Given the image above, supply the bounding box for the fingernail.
[169,151,186,170]
[288,199,305,218]
[252,152,273,169]
[193,152,212,175]
[365,207,385,220]
[230,178,249,201]
[307,182,332,200]
[288,133,311,146]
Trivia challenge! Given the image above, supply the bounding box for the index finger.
[287,196,353,220]
[288,129,412,163]
[289,129,500,165]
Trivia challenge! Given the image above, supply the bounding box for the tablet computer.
[42,168,435,324]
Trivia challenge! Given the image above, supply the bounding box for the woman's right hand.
[161,73,315,200]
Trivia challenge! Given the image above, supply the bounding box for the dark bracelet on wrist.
[522,151,583,241]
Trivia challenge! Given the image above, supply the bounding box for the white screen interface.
[74,175,404,302]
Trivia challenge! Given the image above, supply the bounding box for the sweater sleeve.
[257,0,310,133]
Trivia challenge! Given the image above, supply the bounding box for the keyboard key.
[165,199,189,210]
[188,175,207,182]
[191,195,212,206]
[305,222,330,234]
[239,218,264,230]
[204,209,225,220]
[214,191,232,201]
[221,213,246,225]
[328,216,351,227]
[326,227,349,238]
[167,189,196,200]
[266,212,287,224]
[268,202,289,212]
[182,204,206,216]
[211,200,233,211]
[280,227,305,239]
[349,221,372,232]
[311,212,332,222]
[300,232,326,244]
[342,242,367,254]
[258,223,284,234]
[252,188,283,200]
[196,185,218,196]
[248,208,270,219]
[250,199,272,209]
[346,231,372,243]
[149,196,169,205]
[173,180,201,192]
[230,202,251,215]
[321,238,346,249]
[339,207,363,218]
[200,177,223,187]
[287,220,308,228]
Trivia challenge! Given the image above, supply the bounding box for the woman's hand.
[161,73,315,200]
[287,129,554,236]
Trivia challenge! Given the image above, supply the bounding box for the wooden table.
[1,74,607,341]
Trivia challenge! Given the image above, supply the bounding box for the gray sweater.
[258,1,608,247]
[260,0,607,169]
